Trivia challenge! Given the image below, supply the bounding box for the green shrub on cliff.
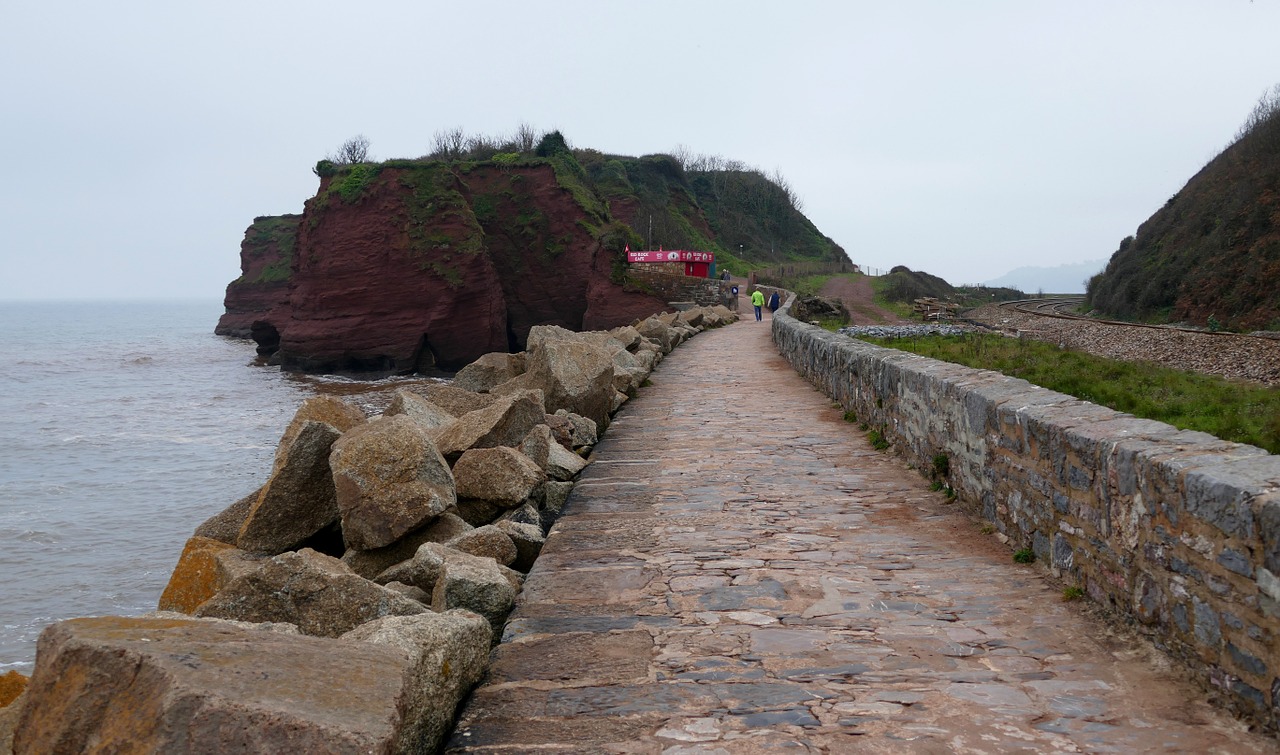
[334,164,379,204]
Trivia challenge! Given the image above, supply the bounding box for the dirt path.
[818,275,913,325]
[447,317,1267,753]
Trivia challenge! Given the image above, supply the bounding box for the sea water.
[0,300,433,671]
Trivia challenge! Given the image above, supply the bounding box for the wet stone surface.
[448,315,1274,753]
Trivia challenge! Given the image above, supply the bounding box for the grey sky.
[2,1,1277,300]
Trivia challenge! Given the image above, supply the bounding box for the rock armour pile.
[4,304,736,754]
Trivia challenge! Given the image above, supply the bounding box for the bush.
[535,130,570,157]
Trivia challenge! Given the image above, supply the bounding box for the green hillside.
[1086,89,1280,331]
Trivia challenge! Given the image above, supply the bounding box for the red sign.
[627,250,715,263]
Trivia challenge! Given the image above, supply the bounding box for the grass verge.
[859,332,1280,454]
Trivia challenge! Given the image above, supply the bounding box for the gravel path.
[966,304,1280,386]
[447,317,1268,753]
[818,276,912,325]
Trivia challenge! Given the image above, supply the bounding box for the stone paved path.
[448,315,1274,754]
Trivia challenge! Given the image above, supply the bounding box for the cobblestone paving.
[448,315,1274,754]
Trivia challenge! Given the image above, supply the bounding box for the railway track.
[997,297,1279,343]
[966,299,1280,385]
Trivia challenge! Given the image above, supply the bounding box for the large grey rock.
[142,611,300,636]
[193,487,259,545]
[544,412,577,450]
[453,447,546,507]
[0,689,24,754]
[434,389,547,460]
[13,616,428,754]
[194,548,425,637]
[415,384,497,417]
[711,304,736,322]
[636,338,665,366]
[341,512,473,580]
[522,338,616,431]
[330,414,456,551]
[236,420,343,555]
[375,543,523,595]
[375,542,449,592]
[452,352,526,393]
[157,537,264,614]
[381,581,431,604]
[341,612,492,755]
[676,308,706,329]
[541,480,575,531]
[383,389,455,435]
[445,524,517,566]
[281,395,367,443]
[636,316,676,353]
[609,325,644,351]
[611,347,648,394]
[432,557,518,634]
[555,409,598,449]
[454,498,508,527]
[517,423,556,471]
[495,520,545,572]
[632,346,658,374]
[499,502,544,531]
[523,324,588,352]
[548,441,587,481]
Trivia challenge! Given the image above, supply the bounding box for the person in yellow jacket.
[750,288,766,321]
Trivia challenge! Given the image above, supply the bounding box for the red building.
[626,249,715,278]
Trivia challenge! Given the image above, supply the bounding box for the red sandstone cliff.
[215,215,299,344]
[223,162,667,373]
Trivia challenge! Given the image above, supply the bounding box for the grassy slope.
[861,332,1280,453]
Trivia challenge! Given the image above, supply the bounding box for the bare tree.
[1232,83,1280,147]
[465,134,501,160]
[669,144,694,171]
[430,127,467,160]
[770,168,803,211]
[329,134,371,164]
[513,122,538,153]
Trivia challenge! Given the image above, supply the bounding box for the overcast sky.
[2,1,1277,300]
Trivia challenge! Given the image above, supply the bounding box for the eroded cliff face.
[215,214,300,343]
[225,163,667,374]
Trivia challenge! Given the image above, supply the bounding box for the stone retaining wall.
[625,269,737,309]
[772,302,1280,730]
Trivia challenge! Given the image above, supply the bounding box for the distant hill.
[984,260,1105,294]
[1086,89,1280,330]
[877,266,1024,306]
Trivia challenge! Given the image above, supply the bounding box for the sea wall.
[772,302,1280,729]
[625,269,737,309]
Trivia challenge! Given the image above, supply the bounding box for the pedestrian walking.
[751,288,765,321]
[768,291,780,313]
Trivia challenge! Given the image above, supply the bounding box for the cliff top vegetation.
[310,126,848,277]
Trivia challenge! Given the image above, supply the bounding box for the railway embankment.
[773,299,1280,730]
[966,302,1280,386]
